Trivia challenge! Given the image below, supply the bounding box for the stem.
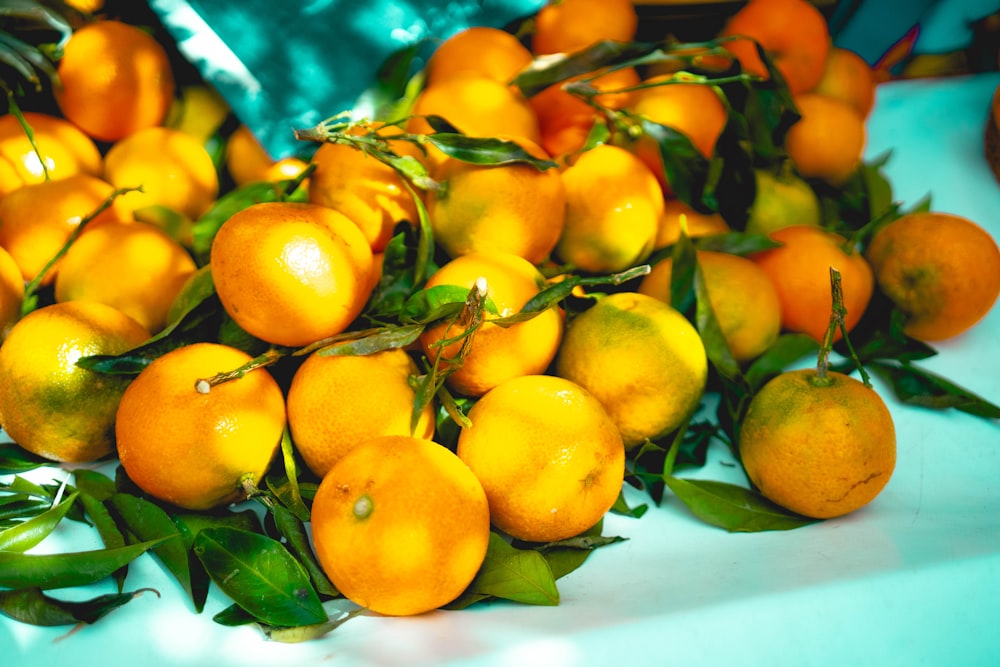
[7,93,49,181]
[194,347,286,393]
[20,186,141,317]
[815,267,844,383]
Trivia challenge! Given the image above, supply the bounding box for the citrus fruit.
[115,342,286,511]
[720,0,830,94]
[103,126,220,220]
[286,347,436,478]
[310,434,490,616]
[405,73,541,148]
[0,245,22,340]
[54,220,197,333]
[654,198,730,249]
[307,139,418,253]
[812,46,877,119]
[864,212,1000,341]
[739,368,896,519]
[628,74,729,160]
[0,173,130,285]
[54,20,175,142]
[529,66,641,159]
[639,250,782,363]
[426,136,566,264]
[785,94,866,185]
[744,167,821,236]
[209,201,374,347]
[555,143,663,273]
[425,26,533,85]
[751,224,874,342]
[166,84,231,144]
[532,0,638,56]
[0,301,149,463]
[0,111,102,196]
[456,374,625,542]
[555,291,708,448]
[418,252,563,398]
[225,124,308,188]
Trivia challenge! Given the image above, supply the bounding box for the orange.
[654,198,730,249]
[639,250,782,363]
[307,139,418,253]
[405,74,541,149]
[864,212,1000,342]
[0,246,22,340]
[310,435,490,616]
[555,291,708,448]
[0,111,102,196]
[532,0,638,56]
[286,348,436,478]
[103,126,220,220]
[209,202,374,347]
[456,374,625,542]
[628,75,729,160]
[418,252,563,398]
[225,124,309,188]
[0,173,130,285]
[785,93,866,185]
[425,26,533,85]
[555,143,663,273]
[165,84,231,144]
[739,369,896,519]
[720,0,831,95]
[426,136,566,263]
[64,0,104,13]
[529,66,641,159]
[0,301,149,463]
[751,225,874,343]
[812,46,876,119]
[116,342,286,511]
[744,167,821,236]
[54,220,197,333]
[55,20,175,142]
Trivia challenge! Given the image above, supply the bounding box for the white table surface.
[3,72,1000,666]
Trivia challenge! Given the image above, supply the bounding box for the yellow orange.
[116,342,286,510]
[532,0,638,56]
[0,301,149,463]
[209,202,374,347]
[426,26,533,85]
[311,435,490,616]
[0,111,102,196]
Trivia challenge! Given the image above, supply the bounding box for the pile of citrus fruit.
[1,0,999,636]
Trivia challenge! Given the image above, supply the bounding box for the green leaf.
[267,502,337,598]
[314,324,424,357]
[425,133,558,169]
[513,39,659,98]
[538,525,625,581]
[743,333,818,391]
[869,360,1000,419]
[0,442,49,474]
[665,477,818,532]
[0,491,77,552]
[451,532,560,608]
[193,526,328,628]
[400,284,498,324]
[0,587,157,627]
[0,539,167,589]
[109,493,203,611]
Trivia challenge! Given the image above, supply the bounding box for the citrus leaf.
[0,539,168,589]
[868,360,1000,419]
[261,607,364,643]
[0,491,77,552]
[0,442,48,474]
[665,477,818,532]
[267,502,337,598]
[458,532,560,607]
[425,132,558,169]
[193,526,328,627]
[513,39,658,98]
[400,284,498,324]
[0,587,157,627]
[743,333,818,391]
[315,324,424,357]
[109,493,203,611]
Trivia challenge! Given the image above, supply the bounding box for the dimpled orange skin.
[115,342,286,511]
[209,202,374,347]
[864,212,1000,342]
[310,435,491,616]
[418,252,564,398]
[456,374,626,543]
[739,369,896,519]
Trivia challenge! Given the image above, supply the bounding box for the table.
[3,72,1000,667]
